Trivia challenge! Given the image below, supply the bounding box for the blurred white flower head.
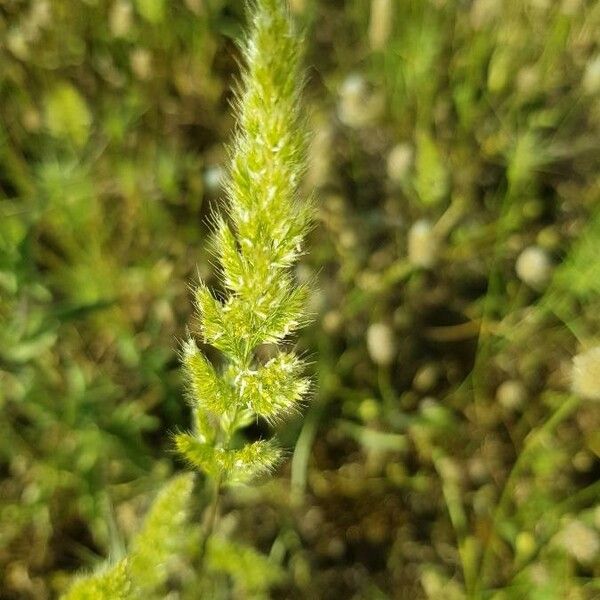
[583,55,600,95]
[558,520,600,564]
[516,246,553,289]
[497,379,527,410]
[369,0,393,51]
[572,346,600,401]
[338,74,384,128]
[387,143,414,184]
[367,322,396,365]
[408,220,438,269]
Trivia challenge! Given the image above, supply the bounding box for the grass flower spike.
[61,474,194,599]
[175,0,312,486]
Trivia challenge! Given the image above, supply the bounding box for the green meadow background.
[1,0,599,597]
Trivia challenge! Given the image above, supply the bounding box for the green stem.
[198,471,222,570]
[433,451,477,596]
[378,364,396,415]
[474,394,581,597]
[291,335,336,505]
[290,398,326,505]
[198,361,246,568]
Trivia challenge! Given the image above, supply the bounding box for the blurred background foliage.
[0,0,599,598]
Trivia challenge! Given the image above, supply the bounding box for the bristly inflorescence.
[175,0,312,485]
[61,474,194,599]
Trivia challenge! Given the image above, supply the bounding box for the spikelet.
[60,474,195,600]
[206,537,285,596]
[175,0,312,485]
[128,473,195,595]
[61,560,131,600]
